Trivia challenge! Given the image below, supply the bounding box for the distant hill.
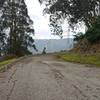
[30,38,74,54]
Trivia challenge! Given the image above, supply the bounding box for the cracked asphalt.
[0,54,100,100]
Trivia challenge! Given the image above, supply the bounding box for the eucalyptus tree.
[0,0,6,8]
[1,0,35,56]
[39,0,100,35]
[0,0,7,56]
[0,21,7,56]
[49,13,63,37]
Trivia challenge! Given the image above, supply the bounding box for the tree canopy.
[0,0,6,8]
[39,0,100,36]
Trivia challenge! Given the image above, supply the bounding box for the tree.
[1,0,35,56]
[0,0,6,8]
[74,16,100,43]
[85,16,100,43]
[39,0,100,35]
[74,32,85,42]
[0,7,7,56]
[49,13,63,38]
[0,23,7,56]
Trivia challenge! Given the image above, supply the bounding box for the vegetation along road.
[0,54,100,100]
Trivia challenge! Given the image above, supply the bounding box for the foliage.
[85,16,100,43]
[49,13,63,37]
[0,0,5,8]
[41,0,100,26]
[74,32,85,42]
[39,0,100,35]
[74,16,100,43]
[0,28,7,56]
[0,0,35,56]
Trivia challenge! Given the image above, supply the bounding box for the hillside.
[30,38,74,54]
[72,39,100,54]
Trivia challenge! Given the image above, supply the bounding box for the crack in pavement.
[51,69,64,80]
[7,68,17,100]
[0,55,100,100]
[8,68,17,83]
[7,80,17,100]
[72,84,90,100]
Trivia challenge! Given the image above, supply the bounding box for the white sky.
[25,0,85,39]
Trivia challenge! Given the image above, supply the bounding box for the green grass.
[0,58,17,72]
[57,53,100,67]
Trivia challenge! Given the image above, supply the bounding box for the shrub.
[74,16,100,43]
[85,16,100,43]
[74,32,85,42]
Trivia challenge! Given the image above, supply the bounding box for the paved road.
[0,54,100,100]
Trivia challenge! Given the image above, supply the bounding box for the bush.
[85,16,100,43]
[74,16,100,43]
[85,28,100,43]
[74,32,85,42]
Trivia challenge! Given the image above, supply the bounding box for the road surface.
[0,54,100,100]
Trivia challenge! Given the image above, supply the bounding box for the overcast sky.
[25,0,85,39]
